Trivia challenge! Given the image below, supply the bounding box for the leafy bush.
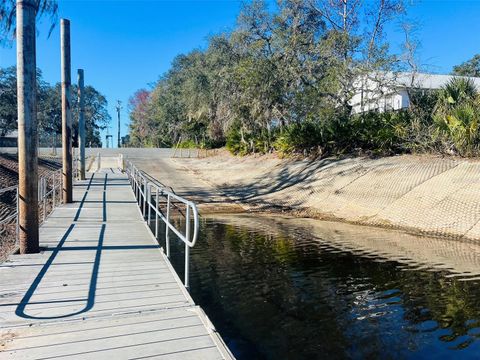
[347,111,410,155]
[176,139,197,149]
[226,123,275,155]
[434,78,480,156]
[226,126,250,155]
[273,120,324,155]
[222,77,480,158]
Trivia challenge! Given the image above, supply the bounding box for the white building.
[349,72,480,114]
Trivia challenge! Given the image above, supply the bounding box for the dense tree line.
[128,0,405,153]
[453,54,480,78]
[127,0,480,157]
[0,66,111,147]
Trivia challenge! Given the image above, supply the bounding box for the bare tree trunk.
[16,0,39,254]
[61,19,73,203]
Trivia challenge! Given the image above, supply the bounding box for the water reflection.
[160,214,480,359]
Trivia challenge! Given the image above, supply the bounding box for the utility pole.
[16,0,39,254]
[116,100,122,148]
[61,19,73,203]
[77,69,86,180]
[105,123,113,148]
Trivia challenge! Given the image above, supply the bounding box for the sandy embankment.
[167,151,480,241]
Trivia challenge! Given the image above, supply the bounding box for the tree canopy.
[0,66,111,147]
[128,0,405,152]
[452,54,480,77]
[0,0,58,45]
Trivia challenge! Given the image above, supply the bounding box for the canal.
[158,214,480,359]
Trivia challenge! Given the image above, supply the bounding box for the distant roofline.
[368,71,480,90]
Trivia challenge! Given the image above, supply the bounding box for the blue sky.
[0,0,479,147]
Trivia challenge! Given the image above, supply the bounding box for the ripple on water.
[159,215,480,360]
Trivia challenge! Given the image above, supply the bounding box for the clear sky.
[0,0,479,147]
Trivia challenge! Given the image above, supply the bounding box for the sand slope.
[170,152,480,241]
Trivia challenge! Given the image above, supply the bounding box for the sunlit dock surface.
[0,169,232,359]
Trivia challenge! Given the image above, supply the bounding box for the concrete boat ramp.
[0,169,233,359]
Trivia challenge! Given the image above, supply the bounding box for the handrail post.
[166,194,170,258]
[138,174,141,208]
[136,172,140,204]
[15,187,19,245]
[137,172,140,202]
[124,160,199,291]
[42,177,46,222]
[155,188,159,238]
[136,172,139,202]
[133,168,136,199]
[60,171,63,205]
[136,170,139,201]
[185,205,191,289]
[147,183,152,226]
[142,178,147,219]
[52,174,56,209]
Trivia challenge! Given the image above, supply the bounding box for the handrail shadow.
[15,173,110,320]
[15,223,106,320]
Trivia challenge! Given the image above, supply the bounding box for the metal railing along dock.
[125,160,199,290]
[0,169,63,245]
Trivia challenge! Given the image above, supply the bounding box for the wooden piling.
[16,0,39,254]
[78,69,86,180]
[61,19,73,203]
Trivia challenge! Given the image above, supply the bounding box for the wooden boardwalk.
[0,169,233,359]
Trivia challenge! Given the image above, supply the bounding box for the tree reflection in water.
[156,215,480,360]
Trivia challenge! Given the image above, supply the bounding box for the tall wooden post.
[17,0,39,254]
[77,69,86,180]
[61,19,73,203]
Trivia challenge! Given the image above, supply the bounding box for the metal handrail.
[0,185,18,194]
[0,168,63,245]
[125,160,199,290]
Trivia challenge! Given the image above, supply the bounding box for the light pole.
[116,100,122,148]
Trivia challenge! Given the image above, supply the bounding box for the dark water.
[157,214,480,360]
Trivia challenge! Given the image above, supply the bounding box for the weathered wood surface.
[0,169,233,359]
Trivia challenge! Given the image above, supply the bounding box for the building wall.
[350,89,409,114]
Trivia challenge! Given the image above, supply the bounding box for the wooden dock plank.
[0,169,233,359]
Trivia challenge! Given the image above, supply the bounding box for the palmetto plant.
[434,78,480,155]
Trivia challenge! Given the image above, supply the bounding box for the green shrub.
[176,139,197,149]
[226,126,250,155]
[348,111,410,154]
[273,120,324,155]
[226,124,275,155]
[433,78,480,156]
